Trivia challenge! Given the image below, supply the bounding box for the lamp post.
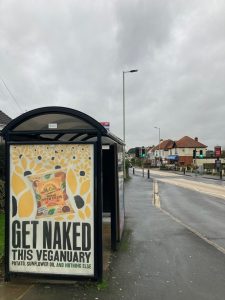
[123,69,138,178]
[154,126,160,166]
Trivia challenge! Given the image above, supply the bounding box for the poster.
[9,143,94,276]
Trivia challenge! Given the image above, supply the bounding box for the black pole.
[4,135,10,281]
[96,134,103,281]
[148,169,150,179]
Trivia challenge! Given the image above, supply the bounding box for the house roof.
[151,139,174,151]
[0,110,11,125]
[175,136,207,148]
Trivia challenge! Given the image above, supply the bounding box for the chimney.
[194,137,198,142]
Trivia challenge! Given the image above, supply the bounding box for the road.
[149,169,225,254]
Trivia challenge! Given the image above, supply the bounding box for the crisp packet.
[28,171,74,218]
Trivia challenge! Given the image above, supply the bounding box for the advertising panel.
[9,143,94,276]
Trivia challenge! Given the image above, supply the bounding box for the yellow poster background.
[10,144,93,222]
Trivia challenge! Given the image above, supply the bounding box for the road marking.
[155,176,225,202]
[152,180,225,255]
[159,207,225,255]
[153,180,160,208]
[151,170,225,255]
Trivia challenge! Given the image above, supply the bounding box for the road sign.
[214,146,221,158]
[100,122,110,130]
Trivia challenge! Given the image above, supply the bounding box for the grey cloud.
[0,0,225,150]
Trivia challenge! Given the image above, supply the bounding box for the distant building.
[0,110,12,142]
[172,136,207,166]
[150,139,174,166]
[150,136,207,166]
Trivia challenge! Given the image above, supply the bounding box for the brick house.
[151,136,207,166]
[172,136,207,166]
[150,139,174,166]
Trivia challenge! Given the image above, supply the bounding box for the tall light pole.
[154,126,160,166]
[123,69,138,178]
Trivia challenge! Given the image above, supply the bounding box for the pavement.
[173,170,225,181]
[133,167,225,182]
[1,173,225,299]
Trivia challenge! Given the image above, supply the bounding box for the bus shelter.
[2,106,125,281]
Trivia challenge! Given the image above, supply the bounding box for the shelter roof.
[1,106,124,145]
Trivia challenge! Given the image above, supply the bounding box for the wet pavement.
[1,174,225,299]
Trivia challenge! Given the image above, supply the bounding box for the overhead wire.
[0,76,23,113]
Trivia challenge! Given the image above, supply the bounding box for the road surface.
[150,169,225,254]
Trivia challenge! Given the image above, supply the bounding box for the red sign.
[100,122,110,130]
[214,146,221,158]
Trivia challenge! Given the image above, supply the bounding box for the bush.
[160,165,167,170]
[0,180,5,210]
[203,163,214,170]
[131,158,135,166]
[143,162,151,168]
[133,158,142,167]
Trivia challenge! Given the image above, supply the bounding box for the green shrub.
[143,162,151,168]
[160,165,167,170]
[134,158,142,167]
[131,158,135,165]
[203,163,214,170]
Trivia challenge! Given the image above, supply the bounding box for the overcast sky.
[0,0,225,150]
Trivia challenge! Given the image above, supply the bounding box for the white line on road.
[154,176,225,202]
[152,182,225,256]
[159,207,225,255]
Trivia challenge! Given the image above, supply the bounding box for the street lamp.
[154,126,160,165]
[123,69,138,178]
[123,70,138,144]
